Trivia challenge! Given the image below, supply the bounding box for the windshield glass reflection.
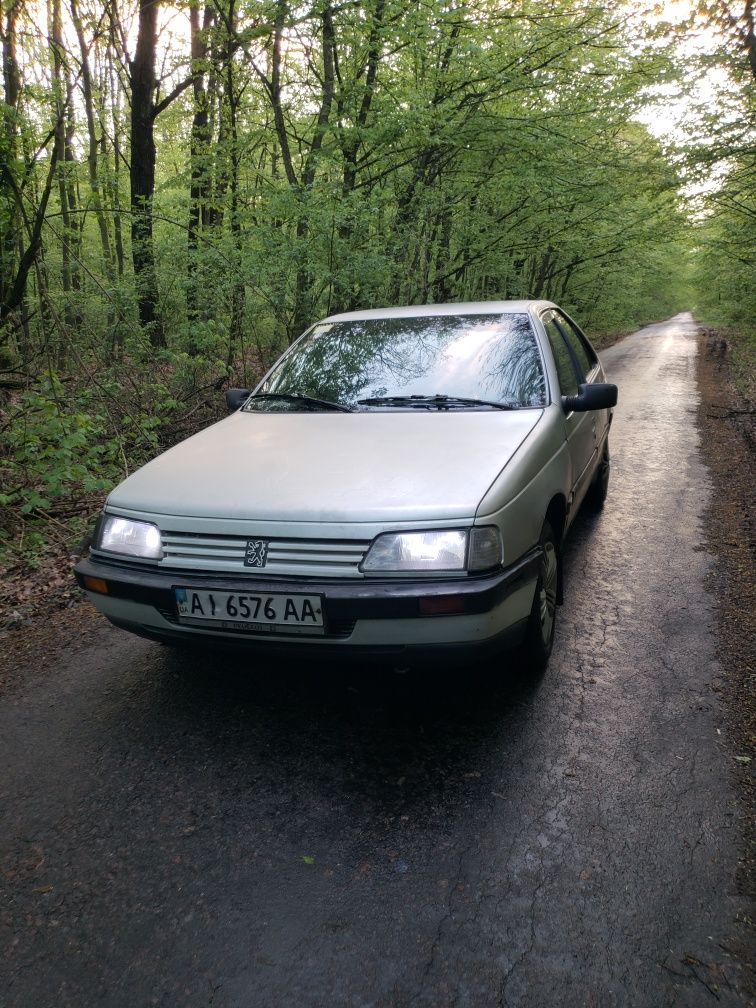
[247,314,546,411]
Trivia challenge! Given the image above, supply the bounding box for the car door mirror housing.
[226,388,251,411]
[562,382,618,413]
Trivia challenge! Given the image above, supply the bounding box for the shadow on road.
[153,642,546,779]
[96,627,555,841]
[80,503,609,840]
[102,505,614,811]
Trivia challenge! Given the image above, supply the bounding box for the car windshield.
[246,313,546,412]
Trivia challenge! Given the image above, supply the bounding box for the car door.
[541,309,597,516]
[554,310,611,453]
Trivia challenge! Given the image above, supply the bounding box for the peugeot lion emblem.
[245,539,269,568]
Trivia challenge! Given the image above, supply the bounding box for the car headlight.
[361,527,501,573]
[98,515,163,559]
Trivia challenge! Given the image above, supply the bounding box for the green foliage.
[2,0,697,364]
[0,0,739,569]
[0,374,122,527]
[692,160,756,337]
[679,1,755,344]
[0,357,227,564]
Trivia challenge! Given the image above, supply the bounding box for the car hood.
[107,410,542,523]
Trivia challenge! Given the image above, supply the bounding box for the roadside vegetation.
[687,4,756,401]
[0,0,753,595]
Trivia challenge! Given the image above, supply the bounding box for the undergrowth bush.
[0,354,235,568]
[0,373,123,514]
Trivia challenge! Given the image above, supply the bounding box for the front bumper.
[73,549,540,662]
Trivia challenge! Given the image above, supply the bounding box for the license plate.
[174,588,325,636]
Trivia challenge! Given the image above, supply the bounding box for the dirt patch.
[0,525,104,691]
[696,325,755,976]
[0,598,104,693]
[0,519,100,694]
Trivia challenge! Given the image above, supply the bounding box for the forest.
[0,0,754,574]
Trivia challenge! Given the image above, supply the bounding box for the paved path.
[0,313,746,1006]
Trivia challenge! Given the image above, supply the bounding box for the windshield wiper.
[356,394,516,411]
[246,392,354,413]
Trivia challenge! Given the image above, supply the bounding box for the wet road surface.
[0,314,747,1006]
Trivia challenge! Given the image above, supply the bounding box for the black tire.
[586,439,610,511]
[521,521,559,673]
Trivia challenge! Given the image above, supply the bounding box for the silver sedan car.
[75,301,616,670]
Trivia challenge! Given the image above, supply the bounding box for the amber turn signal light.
[418,595,465,616]
[83,575,109,594]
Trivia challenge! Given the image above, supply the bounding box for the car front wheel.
[521,521,559,673]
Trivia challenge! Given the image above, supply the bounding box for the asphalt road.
[0,313,747,1007]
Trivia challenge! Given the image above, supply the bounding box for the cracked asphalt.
[0,313,748,1007]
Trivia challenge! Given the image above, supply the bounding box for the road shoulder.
[696,324,755,983]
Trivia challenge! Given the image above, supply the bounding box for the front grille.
[159,533,370,579]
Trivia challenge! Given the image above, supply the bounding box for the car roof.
[321,300,555,323]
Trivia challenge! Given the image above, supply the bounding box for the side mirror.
[226,387,251,411]
[562,382,618,413]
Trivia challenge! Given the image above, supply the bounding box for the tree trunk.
[105,26,125,280]
[129,0,164,346]
[50,0,73,302]
[0,0,21,319]
[225,9,245,368]
[186,3,215,328]
[289,4,335,339]
[0,144,59,325]
[340,0,385,197]
[63,76,81,294]
[269,0,297,189]
[70,0,114,279]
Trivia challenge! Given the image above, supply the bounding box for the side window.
[542,313,579,397]
[555,312,597,378]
